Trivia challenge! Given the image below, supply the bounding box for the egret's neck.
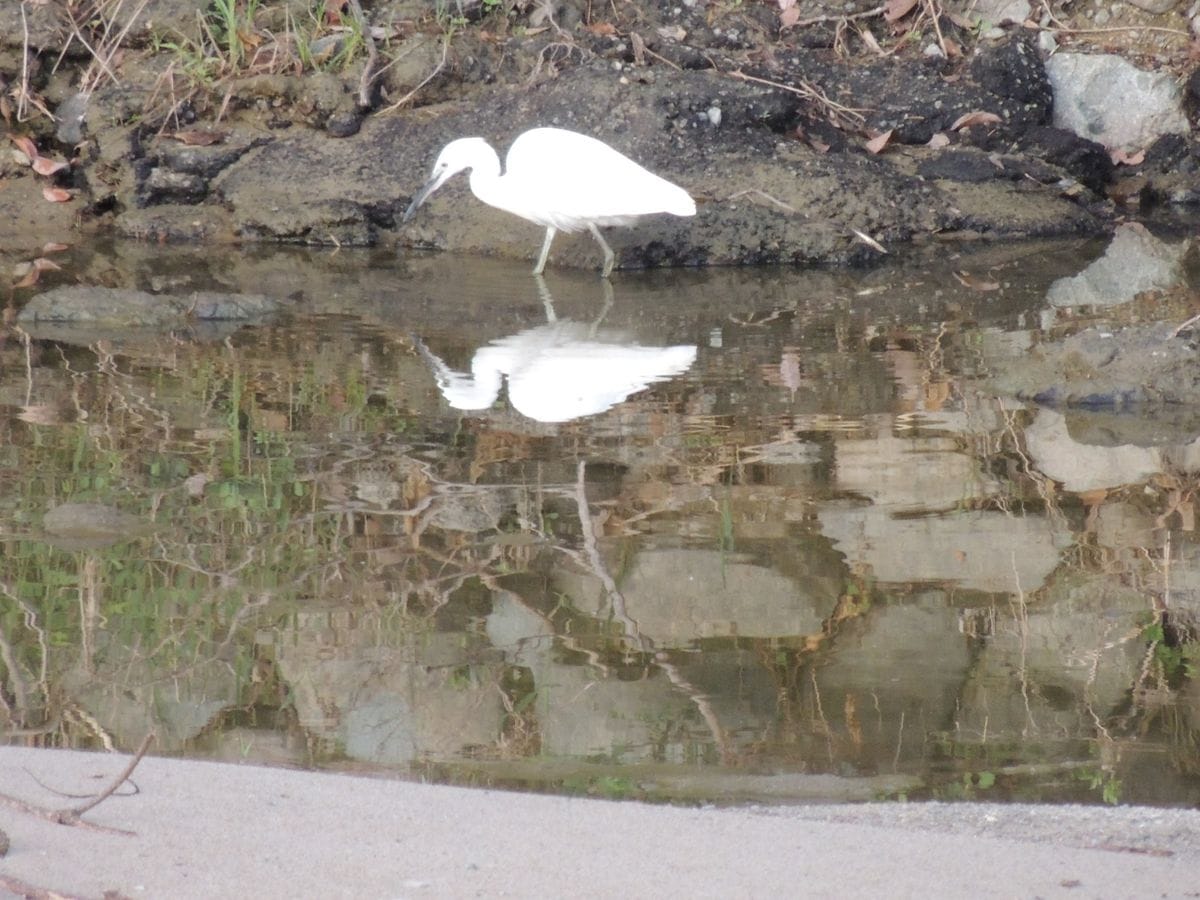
[467,145,510,211]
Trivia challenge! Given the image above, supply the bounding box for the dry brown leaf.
[950,110,1002,131]
[585,21,617,36]
[12,263,40,288]
[630,31,646,66]
[0,96,12,126]
[11,135,38,161]
[168,129,229,146]
[42,186,72,203]
[884,0,918,22]
[32,156,69,176]
[864,129,893,154]
[657,24,687,41]
[1111,148,1145,166]
[952,270,1001,291]
[927,132,950,149]
[779,351,802,393]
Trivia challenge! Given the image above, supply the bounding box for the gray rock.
[1046,52,1190,151]
[18,286,278,327]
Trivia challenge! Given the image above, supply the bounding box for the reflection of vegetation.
[3,254,1200,807]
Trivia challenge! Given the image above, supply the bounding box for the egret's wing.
[504,129,695,229]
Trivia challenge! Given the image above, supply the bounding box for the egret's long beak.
[403,172,447,223]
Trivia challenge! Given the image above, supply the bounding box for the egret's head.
[403,137,491,223]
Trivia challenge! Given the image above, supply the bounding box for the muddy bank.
[2,2,1197,272]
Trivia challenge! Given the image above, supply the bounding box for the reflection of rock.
[1162,545,1200,628]
[66,654,238,751]
[1025,408,1162,492]
[956,573,1146,740]
[1046,226,1188,309]
[569,549,836,645]
[819,504,1070,593]
[833,432,997,512]
[41,502,148,549]
[416,322,696,423]
[424,488,506,532]
[809,597,972,768]
[1093,500,1158,551]
[532,663,689,760]
[485,592,696,760]
[988,322,1200,407]
[484,592,555,663]
[275,611,504,764]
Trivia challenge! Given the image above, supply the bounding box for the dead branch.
[725,69,867,128]
[345,0,380,108]
[68,732,154,819]
[0,872,93,900]
[788,4,886,28]
[0,732,153,834]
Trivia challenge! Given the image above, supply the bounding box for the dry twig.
[0,732,153,834]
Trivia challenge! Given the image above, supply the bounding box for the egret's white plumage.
[403,127,696,277]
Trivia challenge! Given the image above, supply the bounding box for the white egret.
[403,127,696,277]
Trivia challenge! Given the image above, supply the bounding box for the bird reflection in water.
[414,279,697,424]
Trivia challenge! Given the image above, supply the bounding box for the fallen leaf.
[42,186,72,202]
[11,135,38,161]
[950,110,1002,130]
[1110,147,1145,166]
[32,156,69,176]
[927,132,950,149]
[851,228,888,253]
[33,257,61,272]
[167,129,229,146]
[12,263,40,288]
[585,21,617,36]
[884,0,918,22]
[780,5,800,27]
[657,24,687,41]
[952,270,1001,291]
[864,129,893,154]
[859,27,884,55]
[42,241,70,253]
[778,0,797,8]
[630,31,646,66]
[779,351,802,393]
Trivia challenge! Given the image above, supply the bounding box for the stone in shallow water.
[18,286,278,327]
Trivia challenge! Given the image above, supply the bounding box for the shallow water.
[2,232,1199,807]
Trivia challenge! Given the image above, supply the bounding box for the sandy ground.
[2,747,1199,899]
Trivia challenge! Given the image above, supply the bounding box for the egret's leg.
[588,223,616,278]
[533,227,557,275]
[533,274,557,322]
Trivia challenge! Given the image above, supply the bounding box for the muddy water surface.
[3,232,1199,808]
